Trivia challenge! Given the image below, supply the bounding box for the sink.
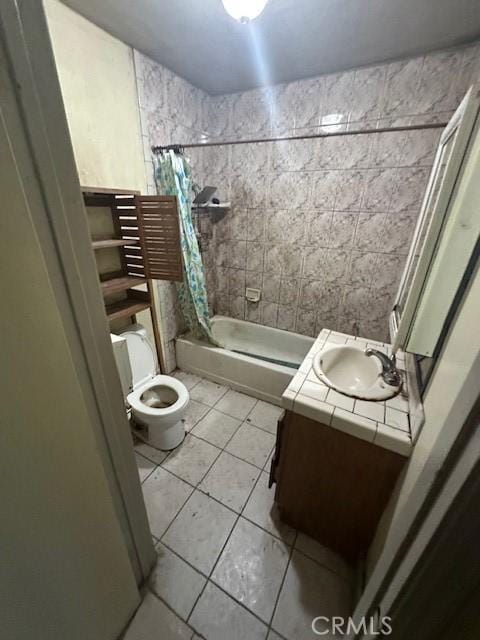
[312,345,401,401]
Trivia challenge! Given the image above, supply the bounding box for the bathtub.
[175,315,314,405]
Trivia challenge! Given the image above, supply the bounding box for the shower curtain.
[154,150,215,343]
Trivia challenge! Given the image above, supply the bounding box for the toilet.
[113,324,189,450]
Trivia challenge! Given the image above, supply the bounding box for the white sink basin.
[312,345,401,401]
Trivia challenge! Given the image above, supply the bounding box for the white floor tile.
[189,581,267,640]
[142,467,193,538]
[272,551,352,640]
[199,452,260,513]
[162,435,220,485]
[172,369,203,390]
[181,400,211,432]
[295,533,353,583]
[246,400,283,434]
[225,422,276,468]
[135,452,156,482]
[134,441,169,465]
[190,379,229,406]
[243,472,296,545]
[162,490,236,575]
[215,389,257,420]
[192,409,242,448]
[123,591,192,640]
[212,517,290,622]
[150,542,207,620]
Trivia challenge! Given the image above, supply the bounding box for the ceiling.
[61,0,480,95]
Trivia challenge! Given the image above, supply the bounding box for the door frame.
[391,86,480,354]
[0,0,155,583]
[348,263,480,638]
[384,399,480,639]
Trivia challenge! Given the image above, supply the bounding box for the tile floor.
[125,370,354,640]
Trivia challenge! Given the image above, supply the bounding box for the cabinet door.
[135,195,183,282]
[269,411,286,488]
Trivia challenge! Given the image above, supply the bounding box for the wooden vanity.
[270,409,406,562]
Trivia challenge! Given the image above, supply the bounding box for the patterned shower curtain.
[154,150,215,343]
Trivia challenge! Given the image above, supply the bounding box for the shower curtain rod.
[151,121,447,153]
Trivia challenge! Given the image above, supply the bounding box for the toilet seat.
[118,324,189,450]
[127,374,189,420]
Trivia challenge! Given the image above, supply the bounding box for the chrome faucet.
[365,349,401,386]
[352,321,359,339]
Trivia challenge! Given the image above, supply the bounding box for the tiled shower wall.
[199,42,480,340]
[135,42,480,357]
[134,50,210,370]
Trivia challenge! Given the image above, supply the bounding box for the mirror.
[390,85,480,358]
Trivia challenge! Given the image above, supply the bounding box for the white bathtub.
[175,315,314,405]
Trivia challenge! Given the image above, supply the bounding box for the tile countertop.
[282,329,411,457]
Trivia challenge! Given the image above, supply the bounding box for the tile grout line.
[139,466,156,485]
[156,538,210,579]
[189,394,281,439]
[182,401,275,627]
[190,380,230,407]
[144,587,197,636]
[291,544,355,586]
[186,397,276,470]
[154,424,251,544]
[150,441,274,518]
[152,461,374,586]
[158,462,292,546]
[156,445,224,541]
[185,449,273,632]
[139,375,347,634]
[184,378,356,608]
[266,530,299,640]
[161,399,265,481]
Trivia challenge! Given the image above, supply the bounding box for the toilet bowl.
[128,375,189,449]
[115,324,189,450]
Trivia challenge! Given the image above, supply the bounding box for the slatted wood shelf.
[105,298,151,322]
[92,238,139,250]
[100,275,147,295]
[83,189,181,373]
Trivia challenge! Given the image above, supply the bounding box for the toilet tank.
[110,333,133,400]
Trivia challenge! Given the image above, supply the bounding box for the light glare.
[221,0,269,22]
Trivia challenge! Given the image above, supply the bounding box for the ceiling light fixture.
[221,0,269,23]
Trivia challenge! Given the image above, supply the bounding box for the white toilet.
[113,324,189,450]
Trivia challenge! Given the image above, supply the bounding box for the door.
[391,85,480,354]
[0,3,151,638]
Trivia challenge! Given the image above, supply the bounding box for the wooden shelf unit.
[82,188,184,373]
[92,238,139,250]
[100,275,147,296]
[105,296,151,322]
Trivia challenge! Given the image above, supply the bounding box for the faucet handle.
[365,348,401,387]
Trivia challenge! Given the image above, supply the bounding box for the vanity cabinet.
[271,410,406,562]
